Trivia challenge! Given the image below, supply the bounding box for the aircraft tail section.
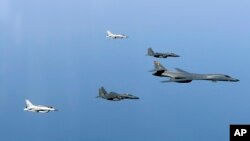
[25,99,33,107]
[154,61,167,71]
[106,30,113,36]
[99,87,108,97]
[148,48,155,56]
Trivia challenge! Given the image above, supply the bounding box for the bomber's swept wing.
[161,78,192,83]
[175,68,190,74]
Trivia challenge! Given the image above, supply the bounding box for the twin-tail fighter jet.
[147,48,180,58]
[151,61,239,83]
[106,30,128,39]
[24,99,58,113]
[97,87,139,101]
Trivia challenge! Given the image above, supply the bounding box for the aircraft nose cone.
[134,96,140,99]
[234,79,239,82]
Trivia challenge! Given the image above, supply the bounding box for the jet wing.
[161,55,168,58]
[121,94,139,99]
[161,78,192,83]
[37,110,50,113]
[175,68,190,74]
[107,98,121,101]
[32,109,49,113]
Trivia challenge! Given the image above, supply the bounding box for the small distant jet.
[97,87,139,101]
[106,30,128,39]
[24,99,58,113]
[150,61,239,83]
[147,48,180,58]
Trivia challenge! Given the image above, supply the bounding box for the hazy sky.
[0,0,250,141]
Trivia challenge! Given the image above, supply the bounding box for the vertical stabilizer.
[148,48,155,56]
[25,99,33,107]
[99,87,108,97]
[106,30,112,36]
[154,61,167,71]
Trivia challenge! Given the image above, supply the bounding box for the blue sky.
[0,0,250,140]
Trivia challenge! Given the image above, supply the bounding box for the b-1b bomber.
[97,87,139,101]
[151,61,239,83]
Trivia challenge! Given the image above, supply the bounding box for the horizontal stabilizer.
[149,69,157,72]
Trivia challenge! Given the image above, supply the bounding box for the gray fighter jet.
[97,87,139,101]
[147,48,180,58]
[151,61,239,83]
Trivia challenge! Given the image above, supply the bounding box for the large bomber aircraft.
[151,61,239,83]
[97,87,139,101]
[147,48,179,58]
[106,30,128,39]
[24,100,58,113]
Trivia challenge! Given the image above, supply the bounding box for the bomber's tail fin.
[98,86,108,98]
[25,99,33,107]
[149,61,167,76]
[147,48,155,56]
[154,61,167,71]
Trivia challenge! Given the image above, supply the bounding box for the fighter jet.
[97,87,139,101]
[106,30,128,39]
[147,48,180,58]
[150,61,239,83]
[24,99,58,113]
